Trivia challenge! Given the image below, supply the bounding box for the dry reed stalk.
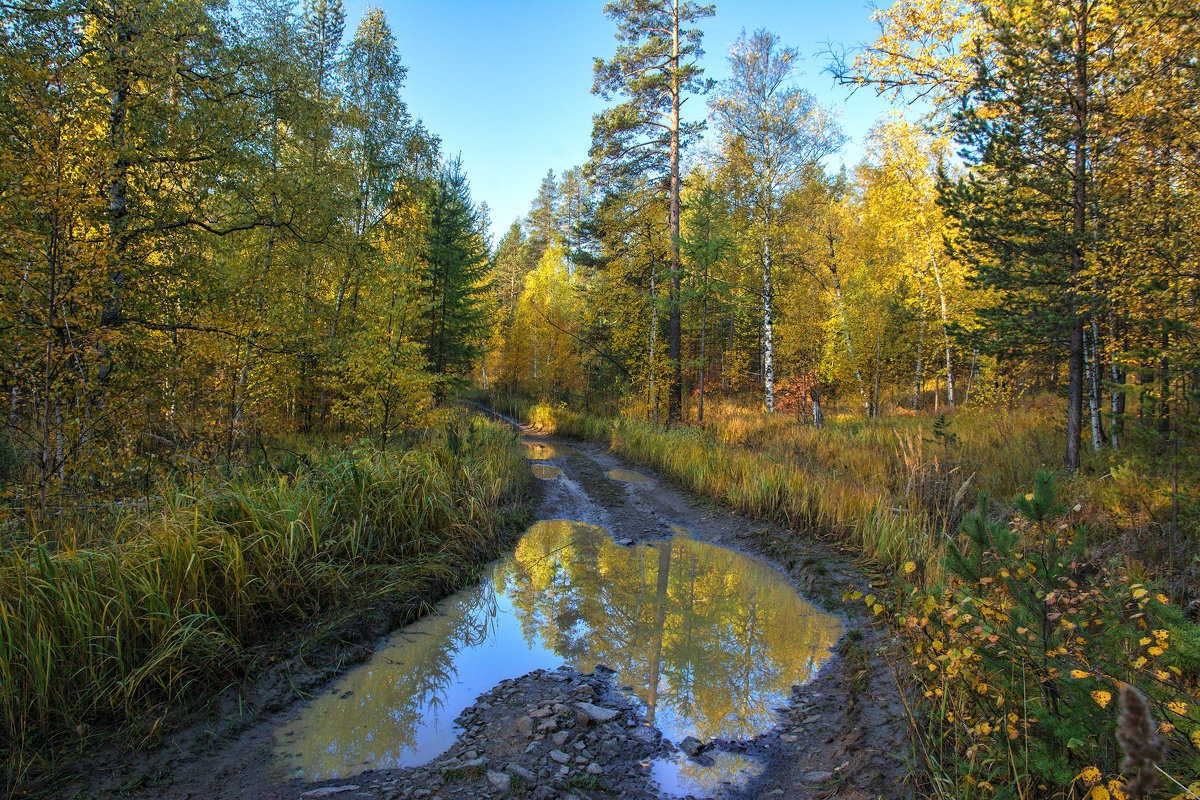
[1116,683,1165,799]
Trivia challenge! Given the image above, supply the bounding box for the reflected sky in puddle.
[652,751,764,798]
[607,468,650,483]
[274,521,842,793]
[531,464,562,480]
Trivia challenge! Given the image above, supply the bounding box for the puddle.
[607,468,650,483]
[274,521,842,792]
[531,464,562,480]
[669,524,691,536]
[652,751,764,798]
[523,441,567,460]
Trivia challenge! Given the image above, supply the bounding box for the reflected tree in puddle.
[522,441,567,459]
[607,468,650,482]
[495,521,842,742]
[652,751,764,798]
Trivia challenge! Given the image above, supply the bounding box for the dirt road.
[72,422,913,800]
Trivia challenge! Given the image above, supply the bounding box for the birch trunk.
[930,252,954,408]
[1109,312,1125,451]
[762,229,775,413]
[1085,319,1103,452]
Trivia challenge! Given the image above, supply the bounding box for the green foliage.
[883,473,1200,797]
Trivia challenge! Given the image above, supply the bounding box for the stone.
[515,716,534,738]
[507,764,537,784]
[586,762,604,775]
[300,788,360,798]
[616,538,635,546]
[462,757,488,769]
[631,726,658,744]
[530,707,552,719]
[779,734,798,743]
[549,749,571,764]
[595,663,617,674]
[551,731,569,747]
[803,770,835,783]
[679,736,704,757]
[486,771,511,792]
[575,702,619,723]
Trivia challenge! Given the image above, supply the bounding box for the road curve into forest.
[77,416,913,800]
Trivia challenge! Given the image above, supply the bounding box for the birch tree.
[710,29,844,412]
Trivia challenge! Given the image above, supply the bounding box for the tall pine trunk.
[930,252,955,408]
[666,0,683,425]
[913,270,926,410]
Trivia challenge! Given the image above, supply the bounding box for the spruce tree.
[939,0,1112,470]
[423,157,491,402]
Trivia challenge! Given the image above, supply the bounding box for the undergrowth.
[866,473,1200,799]
[0,414,530,793]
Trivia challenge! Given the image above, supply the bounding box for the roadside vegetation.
[477,389,1200,798]
[1,0,512,793]
[0,415,531,794]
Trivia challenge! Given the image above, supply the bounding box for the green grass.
[0,414,530,792]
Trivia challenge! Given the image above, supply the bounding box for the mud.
[63,420,914,800]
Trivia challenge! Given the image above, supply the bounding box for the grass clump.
[0,414,530,792]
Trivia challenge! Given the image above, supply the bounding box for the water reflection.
[497,522,842,743]
[274,521,841,787]
[522,441,567,460]
[531,464,562,480]
[651,751,764,798]
[607,469,650,483]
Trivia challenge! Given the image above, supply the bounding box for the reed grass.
[0,415,530,789]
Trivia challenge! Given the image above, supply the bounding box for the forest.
[1,0,1198,797]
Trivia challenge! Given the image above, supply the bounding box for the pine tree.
[591,0,714,424]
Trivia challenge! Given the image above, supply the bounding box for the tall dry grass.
[0,415,529,787]
[488,393,1060,579]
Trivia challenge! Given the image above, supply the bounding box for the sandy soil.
[63,421,915,800]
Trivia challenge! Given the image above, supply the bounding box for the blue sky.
[340,1,903,242]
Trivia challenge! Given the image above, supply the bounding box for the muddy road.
[75,422,913,800]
